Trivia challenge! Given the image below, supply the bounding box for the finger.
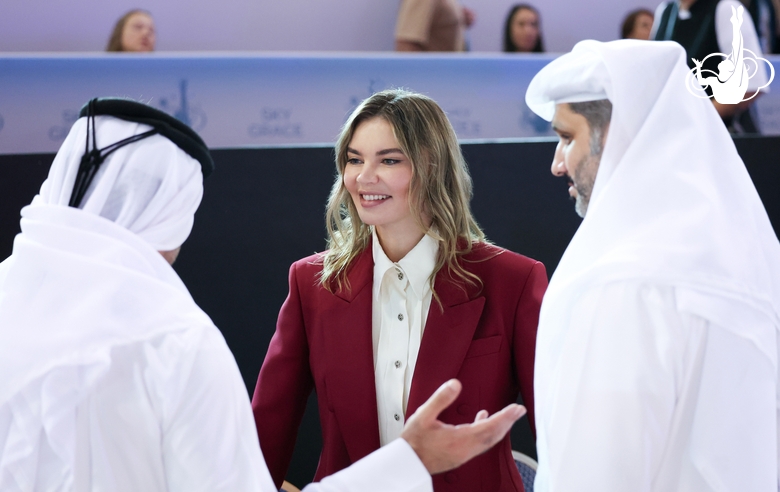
[470,404,526,435]
[470,405,526,448]
[414,379,462,422]
[473,410,489,422]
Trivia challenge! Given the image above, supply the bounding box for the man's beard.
[571,152,600,218]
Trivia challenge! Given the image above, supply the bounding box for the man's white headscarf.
[37,115,203,251]
[527,39,780,348]
[0,112,212,489]
[526,39,780,489]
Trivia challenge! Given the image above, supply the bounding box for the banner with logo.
[1,53,778,155]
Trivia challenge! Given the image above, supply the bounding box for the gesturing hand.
[400,379,526,475]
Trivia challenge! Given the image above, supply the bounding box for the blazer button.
[397,272,404,280]
[444,471,457,484]
[398,313,404,321]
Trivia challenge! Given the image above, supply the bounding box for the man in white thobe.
[525,40,780,491]
[0,99,524,492]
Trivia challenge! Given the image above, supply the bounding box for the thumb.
[415,379,462,421]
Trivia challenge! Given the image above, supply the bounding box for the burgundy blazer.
[252,242,547,492]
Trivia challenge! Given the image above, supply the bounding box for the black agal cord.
[68,98,158,208]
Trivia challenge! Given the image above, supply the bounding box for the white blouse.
[372,231,438,446]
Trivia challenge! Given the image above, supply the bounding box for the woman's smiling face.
[343,117,420,238]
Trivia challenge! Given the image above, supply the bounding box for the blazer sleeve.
[252,261,315,488]
[513,260,547,436]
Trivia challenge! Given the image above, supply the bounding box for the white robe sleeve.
[158,328,431,492]
[155,327,277,492]
[301,439,431,492]
[536,282,778,491]
[536,283,702,491]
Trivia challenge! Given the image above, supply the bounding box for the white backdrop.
[0,0,656,53]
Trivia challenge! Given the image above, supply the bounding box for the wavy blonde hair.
[320,89,486,298]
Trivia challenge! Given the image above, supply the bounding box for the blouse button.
[398,313,404,321]
[394,414,401,421]
[395,360,402,368]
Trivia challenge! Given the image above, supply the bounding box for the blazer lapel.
[406,270,486,415]
[322,248,382,462]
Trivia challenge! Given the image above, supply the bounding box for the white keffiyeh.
[527,40,780,491]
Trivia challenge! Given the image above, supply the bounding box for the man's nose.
[551,147,566,177]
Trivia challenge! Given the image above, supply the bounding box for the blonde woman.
[252,89,547,492]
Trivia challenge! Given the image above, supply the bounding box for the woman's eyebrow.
[377,148,404,156]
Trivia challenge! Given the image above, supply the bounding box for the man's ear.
[159,247,181,265]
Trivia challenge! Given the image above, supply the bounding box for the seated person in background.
[106,9,156,52]
[395,0,475,51]
[0,98,524,492]
[741,0,780,54]
[503,4,545,52]
[652,0,769,132]
[621,8,655,39]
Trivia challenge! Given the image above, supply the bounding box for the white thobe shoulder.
[534,281,778,492]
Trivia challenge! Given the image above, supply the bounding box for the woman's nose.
[357,163,378,184]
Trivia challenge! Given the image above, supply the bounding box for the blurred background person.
[395,0,476,51]
[652,0,769,133]
[106,9,156,52]
[740,0,780,53]
[621,8,655,39]
[503,4,545,52]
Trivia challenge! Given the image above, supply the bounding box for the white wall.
[0,0,656,53]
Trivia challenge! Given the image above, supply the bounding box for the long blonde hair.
[321,89,486,297]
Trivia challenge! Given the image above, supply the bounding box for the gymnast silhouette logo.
[686,5,774,103]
